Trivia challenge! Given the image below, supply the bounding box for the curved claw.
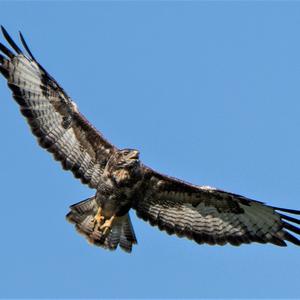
[92,207,105,230]
[92,208,116,235]
[100,215,116,235]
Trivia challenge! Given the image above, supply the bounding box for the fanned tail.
[66,197,137,253]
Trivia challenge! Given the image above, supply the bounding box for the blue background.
[0,1,300,298]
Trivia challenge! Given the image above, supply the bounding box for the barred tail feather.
[66,197,137,253]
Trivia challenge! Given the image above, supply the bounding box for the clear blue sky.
[0,1,300,298]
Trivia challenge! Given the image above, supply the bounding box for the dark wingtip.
[278,213,300,225]
[282,220,300,235]
[273,206,300,215]
[1,25,22,55]
[19,30,35,60]
[0,41,14,59]
[0,25,5,35]
[283,231,300,246]
[0,53,4,63]
[0,65,9,78]
[276,208,300,246]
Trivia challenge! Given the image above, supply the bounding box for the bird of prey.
[0,26,300,253]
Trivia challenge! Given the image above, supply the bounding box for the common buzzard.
[1,26,300,253]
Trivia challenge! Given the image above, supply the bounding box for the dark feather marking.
[12,94,27,106]
[29,116,60,132]
[204,233,217,245]
[0,41,14,58]
[79,160,95,182]
[279,213,300,225]
[62,157,73,170]
[8,81,45,99]
[249,235,264,244]
[71,161,84,175]
[37,134,55,149]
[1,26,22,55]
[0,65,9,78]
[70,150,88,174]
[41,135,60,150]
[53,150,66,162]
[273,207,300,215]
[283,231,300,246]
[216,235,228,245]
[62,115,72,129]
[20,107,40,118]
[31,127,45,139]
[282,220,300,235]
[61,146,81,170]
[269,235,287,247]
[19,31,36,60]
[47,125,71,152]
[0,53,4,63]
[8,82,24,97]
[193,232,205,244]
[239,234,251,244]
[227,235,242,246]
[23,109,43,121]
[191,196,244,214]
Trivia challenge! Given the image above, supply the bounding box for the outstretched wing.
[0,27,116,188]
[134,166,300,247]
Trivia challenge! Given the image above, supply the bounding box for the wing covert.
[0,26,116,188]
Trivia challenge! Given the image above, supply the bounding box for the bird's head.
[106,149,142,186]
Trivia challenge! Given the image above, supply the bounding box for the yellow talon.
[94,207,105,224]
[92,208,116,235]
[92,207,105,230]
[100,215,116,235]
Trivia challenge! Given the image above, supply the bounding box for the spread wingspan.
[2,26,300,252]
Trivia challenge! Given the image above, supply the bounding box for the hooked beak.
[129,150,139,160]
